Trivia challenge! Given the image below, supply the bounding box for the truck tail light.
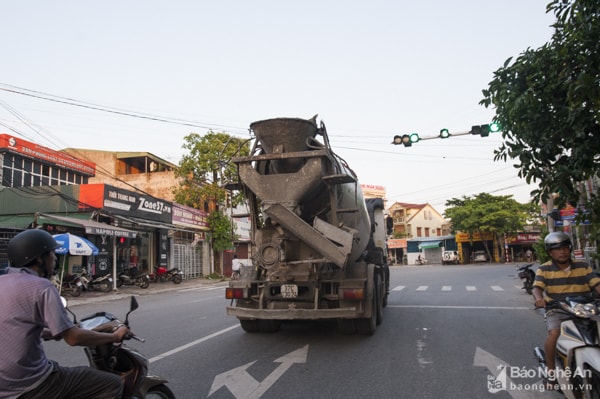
[340,288,365,300]
[226,287,245,299]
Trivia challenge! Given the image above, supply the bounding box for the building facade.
[0,135,211,280]
[387,201,451,264]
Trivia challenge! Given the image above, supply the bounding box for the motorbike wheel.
[116,279,124,288]
[99,281,111,292]
[70,285,82,297]
[146,384,175,399]
[583,367,600,399]
[171,274,182,284]
[525,282,533,295]
[137,276,150,289]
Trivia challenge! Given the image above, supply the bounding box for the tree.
[173,131,250,273]
[444,193,536,262]
[481,0,600,247]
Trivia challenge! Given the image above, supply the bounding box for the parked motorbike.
[534,296,600,397]
[61,296,175,398]
[517,263,536,295]
[60,273,84,297]
[149,266,183,284]
[117,267,150,289]
[82,269,113,292]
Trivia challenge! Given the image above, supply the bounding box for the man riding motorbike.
[532,231,600,389]
[0,229,130,399]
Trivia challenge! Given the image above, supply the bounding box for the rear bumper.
[226,306,359,320]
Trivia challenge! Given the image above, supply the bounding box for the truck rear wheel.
[356,277,378,335]
[375,274,383,325]
[258,320,281,333]
[240,319,259,332]
[239,319,281,333]
[337,319,356,334]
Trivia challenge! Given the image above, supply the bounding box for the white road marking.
[149,324,239,363]
[388,305,530,310]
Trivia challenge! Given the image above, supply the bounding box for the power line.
[0,83,249,136]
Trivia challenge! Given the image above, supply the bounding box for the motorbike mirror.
[124,296,139,327]
[130,296,139,311]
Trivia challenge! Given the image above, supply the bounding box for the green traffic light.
[439,128,450,139]
[489,122,501,132]
[409,133,420,143]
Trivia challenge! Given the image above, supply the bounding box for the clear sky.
[0,1,556,212]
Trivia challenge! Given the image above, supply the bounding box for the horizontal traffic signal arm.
[391,123,501,146]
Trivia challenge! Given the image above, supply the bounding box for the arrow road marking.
[209,345,309,399]
[473,347,556,399]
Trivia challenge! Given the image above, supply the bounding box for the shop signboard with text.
[455,231,495,243]
[1,134,96,175]
[172,203,209,230]
[79,184,172,223]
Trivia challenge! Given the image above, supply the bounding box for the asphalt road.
[44,264,564,399]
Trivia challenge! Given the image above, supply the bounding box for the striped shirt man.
[533,260,600,302]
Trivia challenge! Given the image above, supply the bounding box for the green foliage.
[172,130,250,272]
[481,0,600,246]
[173,131,250,209]
[208,211,238,253]
[445,193,536,261]
[444,193,532,236]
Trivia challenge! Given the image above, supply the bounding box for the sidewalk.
[65,276,228,306]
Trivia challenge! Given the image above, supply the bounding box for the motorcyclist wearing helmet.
[532,231,600,389]
[0,229,130,399]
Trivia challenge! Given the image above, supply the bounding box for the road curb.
[65,277,229,306]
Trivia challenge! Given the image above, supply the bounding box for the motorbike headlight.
[571,303,598,318]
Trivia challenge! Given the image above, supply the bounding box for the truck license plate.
[280,284,298,298]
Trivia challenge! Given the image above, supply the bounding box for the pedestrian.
[531,232,600,390]
[0,229,130,399]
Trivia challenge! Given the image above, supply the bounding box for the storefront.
[505,232,541,262]
[171,203,211,278]
[34,212,137,286]
[78,184,175,276]
[455,231,497,263]
[387,238,407,265]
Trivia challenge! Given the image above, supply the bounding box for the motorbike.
[117,266,150,289]
[517,263,536,295]
[60,273,85,297]
[82,269,113,292]
[415,257,428,265]
[62,295,175,398]
[149,266,183,284]
[534,296,600,398]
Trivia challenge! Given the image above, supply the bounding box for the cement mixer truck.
[225,116,389,334]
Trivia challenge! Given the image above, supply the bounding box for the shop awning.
[419,241,442,249]
[0,215,35,230]
[37,213,137,238]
